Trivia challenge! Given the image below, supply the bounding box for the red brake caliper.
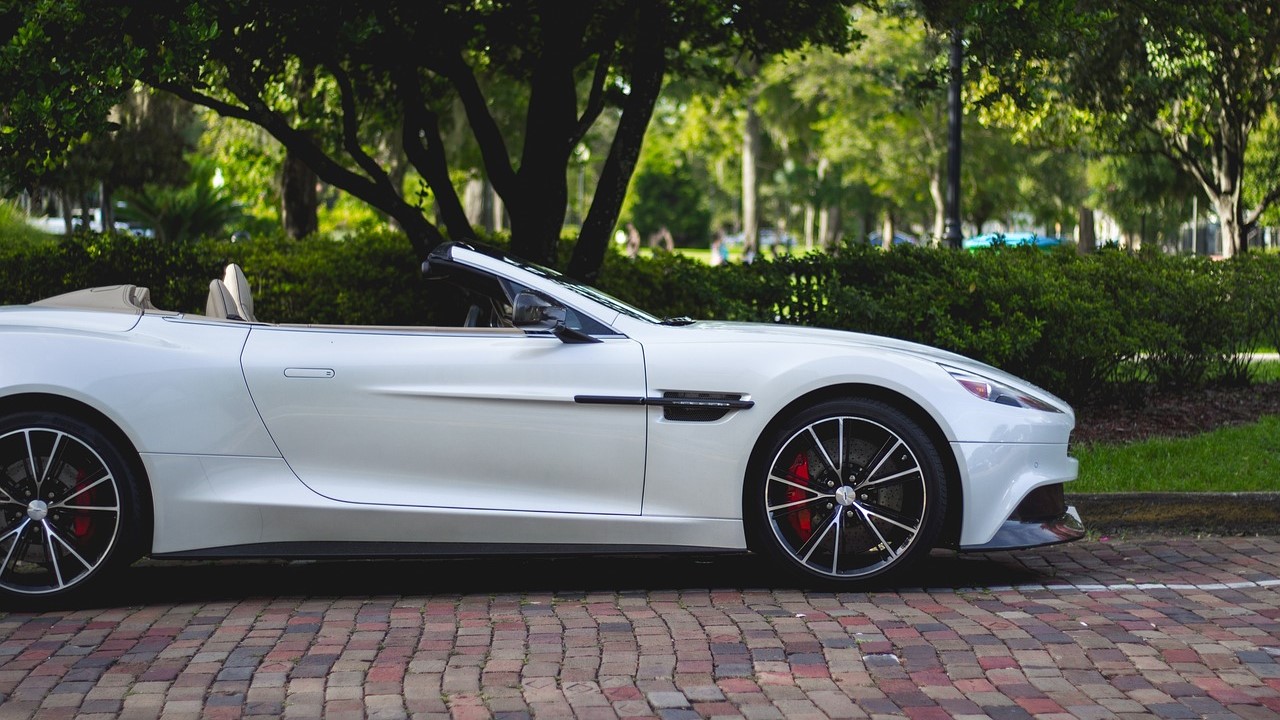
[71,469,92,539]
[785,453,813,540]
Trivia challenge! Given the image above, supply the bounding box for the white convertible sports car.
[0,242,1081,604]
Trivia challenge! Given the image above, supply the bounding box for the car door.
[240,325,647,515]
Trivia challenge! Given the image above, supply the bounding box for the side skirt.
[152,542,744,560]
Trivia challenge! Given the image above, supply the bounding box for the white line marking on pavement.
[943,578,1280,593]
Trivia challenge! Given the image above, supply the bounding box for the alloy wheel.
[0,427,122,595]
[763,414,930,579]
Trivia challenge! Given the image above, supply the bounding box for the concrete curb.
[1068,491,1280,536]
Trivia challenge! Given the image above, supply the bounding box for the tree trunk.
[1077,206,1096,254]
[1213,193,1244,257]
[928,170,945,247]
[803,204,815,251]
[816,156,839,249]
[742,100,762,258]
[463,173,485,227]
[80,193,93,232]
[822,206,841,248]
[880,212,894,250]
[490,183,505,233]
[281,150,319,239]
[60,191,73,236]
[567,7,667,281]
[100,182,115,235]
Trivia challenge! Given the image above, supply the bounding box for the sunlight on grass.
[1252,360,1280,383]
[1072,415,1280,493]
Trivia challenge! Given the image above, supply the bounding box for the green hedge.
[4,229,1278,404]
[596,244,1280,403]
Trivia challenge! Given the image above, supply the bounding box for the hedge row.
[4,229,1279,404]
[599,245,1280,403]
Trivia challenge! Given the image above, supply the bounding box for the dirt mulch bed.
[1068,382,1280,536]
[1069,492,1280,537]
[1072,382,1280,446]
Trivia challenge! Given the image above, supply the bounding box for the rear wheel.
[0,412,146,607]
[747,398,948,586]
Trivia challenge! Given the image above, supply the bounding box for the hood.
[681,320,1070,411]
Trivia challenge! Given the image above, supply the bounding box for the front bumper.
[952,441,1079,548]
[959,481,1085,551]
[961,505,1084,551]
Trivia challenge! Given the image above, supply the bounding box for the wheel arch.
[742,382,964,551]
[0,392,154,552]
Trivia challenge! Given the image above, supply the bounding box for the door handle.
[283,368,336,379]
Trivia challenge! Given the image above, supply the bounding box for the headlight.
[942,365,1062,413]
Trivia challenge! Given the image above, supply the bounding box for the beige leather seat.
[205,279,240,320]
[222,263,257,322]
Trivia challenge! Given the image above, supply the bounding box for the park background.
[3,1,1280,501]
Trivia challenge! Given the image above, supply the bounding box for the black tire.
[0,411,147,608]
[745,398,948,587]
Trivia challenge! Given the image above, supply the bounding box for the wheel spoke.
[859,465,920,489]
[0,517,29,563]
[797,511,839,564]
[42,522,65,589]
[49,474,113,509]
[766,472,834,510]
[55,504,119,513]
[806,425,840,477]
[0,518,30,579]
[22,430,40,490]
[853,504,901,559]
[33,430,70,492]
[43,521,94,574]
[768,493,832,513]
[830,511,843,575]
[858,437,901,488]
[857,502,921,535]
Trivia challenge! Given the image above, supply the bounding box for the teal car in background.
[963,232,1065,251]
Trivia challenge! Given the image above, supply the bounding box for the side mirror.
[511,291,600,344]
[512,291,556,326]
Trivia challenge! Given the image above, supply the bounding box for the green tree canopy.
[0,0,856,278]
[931,0,1280,256]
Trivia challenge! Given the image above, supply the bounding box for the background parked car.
[963,232,1064,251]
[868,230,920,246]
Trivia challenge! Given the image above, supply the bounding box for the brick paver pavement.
[0,535,1277,720]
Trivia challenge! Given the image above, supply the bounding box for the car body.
[867,230,920,246]
[963,232,1064,251]
[0,242,1082,604]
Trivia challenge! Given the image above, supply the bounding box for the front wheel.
[746,398,948,586]
[0,412,147,607]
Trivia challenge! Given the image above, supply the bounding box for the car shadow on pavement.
[92,550,1047,607]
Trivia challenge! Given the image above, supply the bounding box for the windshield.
[464,244,663,324]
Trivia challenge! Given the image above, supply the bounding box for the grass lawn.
[1071,414,1280,493]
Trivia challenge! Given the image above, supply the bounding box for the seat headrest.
[205,279,241,320]
[222,263,256,322]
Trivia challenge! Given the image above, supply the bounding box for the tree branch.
[445,55,518,199]
[160,78,441,257]
[1152,118,1217,196]
[568,7,669,281]
[395,68,473,241]
[153,82,256,124]
[1246,184,1280,227]
[571,48,615,148]
[330,63,398,194]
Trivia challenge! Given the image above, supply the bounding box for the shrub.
[4,227,1276,405]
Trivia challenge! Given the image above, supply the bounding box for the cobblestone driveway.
[1,536,1278,719]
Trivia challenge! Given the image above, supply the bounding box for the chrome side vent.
[658,391,753,422]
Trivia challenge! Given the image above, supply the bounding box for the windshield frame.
[437,242,663,325]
